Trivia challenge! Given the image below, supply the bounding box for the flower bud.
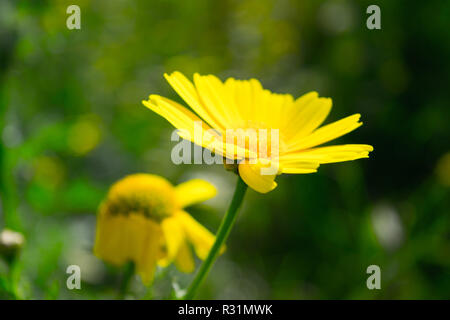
[0,229,25,261]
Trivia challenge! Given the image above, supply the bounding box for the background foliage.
[0,0,449,299]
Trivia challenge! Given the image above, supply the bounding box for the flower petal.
[288,114,363,151]
[178,211,219,260]
[94,206,128,266]
[224,77,293,130]
[94,204,164,285]
[144,95,258,161]
[175,179,217,208]
[135,218,164,285]
[164,71,226,132]
[258,93,293,132]
[238,161,278,193]
[282,144,374,164]
[193,73,239,128]
[161,216,184,261]
[284,96,332,142]
[174,241,195,273]
[143,95,220,148]
[223,78,254,122]
[279,160,320,174]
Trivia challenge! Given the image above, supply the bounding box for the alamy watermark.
[366,265,381,290]
[66,265,81,290]
[170,121,280,175]
[66,5,81,30]
[366,5,381,30]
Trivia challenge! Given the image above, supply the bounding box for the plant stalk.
[183,176,247,300]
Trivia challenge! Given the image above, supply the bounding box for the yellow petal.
[174,240,195,273]
[124,213,149,263]
[279,160,320,174]
[224,78,294,130]
[284,96,332,142]
[95,207,163,285]
[177,211,218,260]
[282,92,318,137]
[136,219,163,285]
[143,95,255,161]
[194,73,244,128]
[248,79,271,124]
[164,71,226,132]
[238,161,278,193]
[282,144,374,164]
[175,179,217,208]
[288,114,363,151]
[161,216,184,261]
[255,92,294,132]
[224,78,253,122]
[270,93,295,133]
[143,95,220,148]
[94,207,128,266]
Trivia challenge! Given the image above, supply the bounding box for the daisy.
[143,72,373,193]
[94,173,218,284]
[142,72,373,299]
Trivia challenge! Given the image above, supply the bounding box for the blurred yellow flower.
[68,115,102,156]
[33,155,65,189]
[435,152,450,186]
[143,72,373,193]
[94,174,218,284]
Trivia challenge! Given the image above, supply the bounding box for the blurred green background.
[0,0,449,299]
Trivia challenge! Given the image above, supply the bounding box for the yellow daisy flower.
[94,174,218,284]
[143,72,373,193]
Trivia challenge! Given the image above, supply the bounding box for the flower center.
[102,174,178,222]
[226,120,287,159]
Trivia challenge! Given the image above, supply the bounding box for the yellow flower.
[143,72,373,193]
[94,173,218,284]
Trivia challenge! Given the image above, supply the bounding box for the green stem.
[0,87,20,230]
[0,23,21,231]
[8,259,21,299]
[183,176,247,300]
[118,261,135,299]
